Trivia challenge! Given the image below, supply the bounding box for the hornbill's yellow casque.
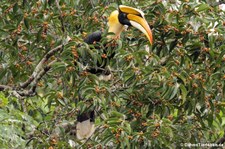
[76,5,153,140]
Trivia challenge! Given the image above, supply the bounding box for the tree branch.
[0,44,63,99]
[0,84,24,99]
[20,45,62,89]
[17,60,56,97]
[0,85,12,91]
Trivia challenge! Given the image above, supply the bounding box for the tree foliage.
[0,0,225,148]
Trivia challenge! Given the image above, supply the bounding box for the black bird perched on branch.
[76,5,153,140]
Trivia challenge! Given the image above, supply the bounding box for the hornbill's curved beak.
[108,5,153,45]
[119,5,153,45]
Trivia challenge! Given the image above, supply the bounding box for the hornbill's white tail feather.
[76,111,95,140]
[76,119,95,140]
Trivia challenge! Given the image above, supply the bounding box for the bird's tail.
[76,111,95,139]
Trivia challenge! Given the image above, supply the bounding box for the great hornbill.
[76,5,153,140]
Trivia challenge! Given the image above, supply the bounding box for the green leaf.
[179,84,187,104]
[0,92,8,107]
[196,4,210,12]
[169,83,179,100]
[24,18,29,30]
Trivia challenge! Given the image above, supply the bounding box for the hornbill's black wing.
[84,31,102,44]
[82,31,113,75]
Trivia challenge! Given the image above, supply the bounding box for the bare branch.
[0,85,12,91]
[0,85,24,99]
[20,45,63,88]
[18,60,56,97]
[28,60,56,95]
[0,44,63,99]
[11,90,24,100]
[19,76,35,89]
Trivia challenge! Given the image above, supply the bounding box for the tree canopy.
[0,0,225,148]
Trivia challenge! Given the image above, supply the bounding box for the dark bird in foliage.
[76,5,153,140]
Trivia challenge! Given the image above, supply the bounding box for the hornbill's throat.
[107,5,153,45]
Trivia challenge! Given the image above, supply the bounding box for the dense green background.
[0,0,225,148]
